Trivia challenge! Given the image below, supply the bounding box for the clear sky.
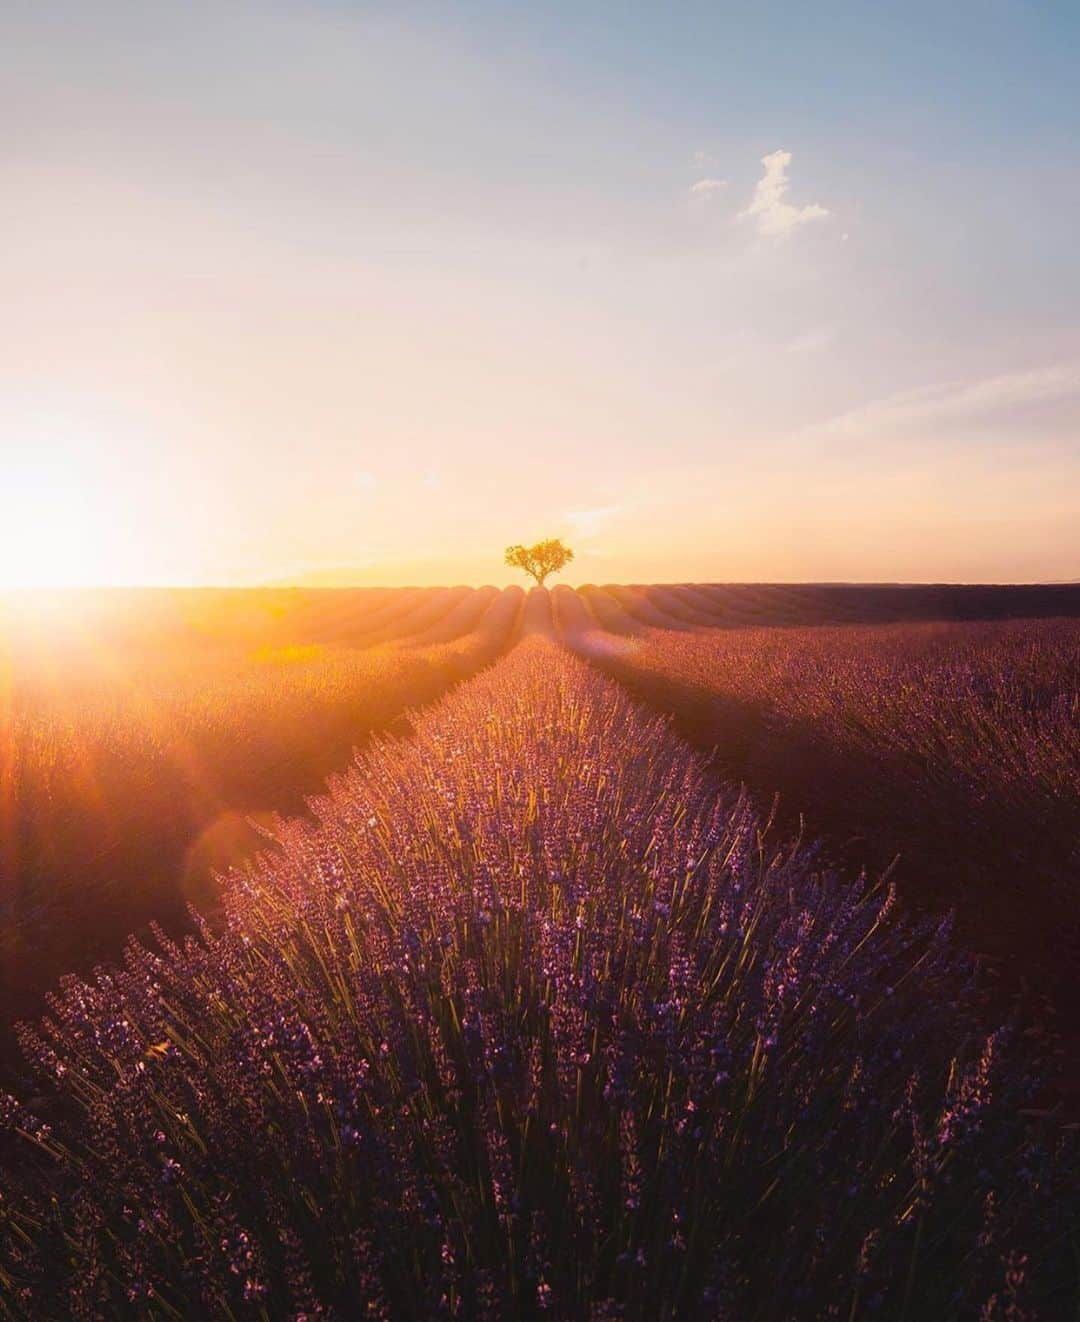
[3,1,1078,586]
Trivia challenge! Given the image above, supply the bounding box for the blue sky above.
[2,1,1078,583]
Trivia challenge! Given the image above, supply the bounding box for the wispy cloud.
[563,504,623,540]
[689,177,727,196]
[799,362,1080,441]
[785,325,836,355]
[739,148,830,237]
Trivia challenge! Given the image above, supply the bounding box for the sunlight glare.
[0,450,113,588]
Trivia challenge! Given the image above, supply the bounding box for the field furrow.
[0,592,519,1033]
[561,615,1080,1004]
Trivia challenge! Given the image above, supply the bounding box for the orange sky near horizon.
[1,434,1077,589]
[2,426,1076,588]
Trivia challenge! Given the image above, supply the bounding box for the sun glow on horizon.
[1,452,121,589]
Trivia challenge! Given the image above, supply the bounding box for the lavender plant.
[0,590,520,1038]
[577,619,1080,989]
[0,643,1074,1318]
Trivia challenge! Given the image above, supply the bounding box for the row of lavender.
[1,588,524,1039]
[557,616,1080,996]
[1,642,1076,1317]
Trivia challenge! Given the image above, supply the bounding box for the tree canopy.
[504,539,574,587]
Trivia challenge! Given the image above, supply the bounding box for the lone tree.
[504,538,574,588]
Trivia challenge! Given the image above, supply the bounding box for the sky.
[2,0,1079,587]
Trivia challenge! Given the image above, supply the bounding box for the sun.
[0,456,117,588]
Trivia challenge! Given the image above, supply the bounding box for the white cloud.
[689,177,727,196]
[739,148,830,237]
[799,363,1080,441]
[563,504,623,540]
[785,326,836,355]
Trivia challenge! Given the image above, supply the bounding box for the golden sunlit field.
[0,588,522,1031]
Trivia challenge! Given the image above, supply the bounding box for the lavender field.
[2,587,1079,1317]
